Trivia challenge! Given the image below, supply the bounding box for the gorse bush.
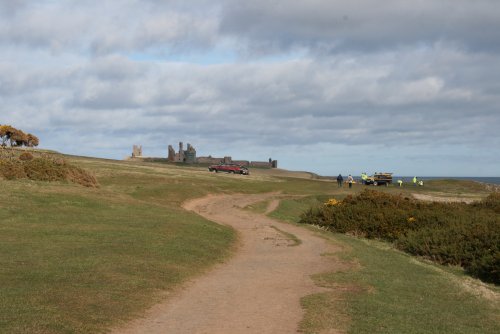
[18,152,34,161]
[300,190,500,284]
[0,124,39,147]
[0,155,98,187]
[473,192,500,214]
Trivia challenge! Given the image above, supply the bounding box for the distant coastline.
[395,176,500,185]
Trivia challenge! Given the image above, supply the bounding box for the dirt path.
[412,193,478,203]
[112,193,342,334]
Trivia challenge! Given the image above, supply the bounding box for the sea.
[394,177,500,185]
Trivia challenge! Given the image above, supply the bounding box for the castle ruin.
[131,145,142,158]
[130,142,277,168]
[168,142,197,164]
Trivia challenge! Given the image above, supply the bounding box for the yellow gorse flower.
[325,198,341,207]
[407,217,416,223]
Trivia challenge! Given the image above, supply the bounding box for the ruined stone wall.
[174,142,185,162]
[130,142,277,168]
[197,156,232,165]
[197,156,224,164]
[196,157,274,168]
[249,161,272,168]
[185,143,197,164]
[168,145,175,161]
[232,160,250,167]
[132,145,142,157]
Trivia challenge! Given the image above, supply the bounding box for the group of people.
[336,174,354,188]
[397,176,424,187]
[336,174,425,188]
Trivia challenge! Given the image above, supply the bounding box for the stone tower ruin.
[168,142,197,163]
[132,145,142,157]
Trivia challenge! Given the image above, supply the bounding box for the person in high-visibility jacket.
[361,173,367,185]
[413,176,417,186]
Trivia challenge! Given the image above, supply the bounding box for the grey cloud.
[85,55,148,81]
[0,0,28,16]
[0,0,219,55]
[2,1,499,57]
[219,0,500,54]
[3,47,498,149]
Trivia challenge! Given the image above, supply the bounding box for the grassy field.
[1,153,498,333]
[0,174,236,333]
[300,234,500,334]
[0,154,339,333]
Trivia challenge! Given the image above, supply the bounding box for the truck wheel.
[373,181,378,186]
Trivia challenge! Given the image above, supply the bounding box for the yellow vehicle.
[365,173,393,186]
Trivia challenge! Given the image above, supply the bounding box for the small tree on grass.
[0,124,39,148]
[26,133,39,147]
[0,125,16,147]
[10,129,28,147]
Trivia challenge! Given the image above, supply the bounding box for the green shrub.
[300,189,500,284]
[473,192,500,213]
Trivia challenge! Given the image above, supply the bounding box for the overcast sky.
[1,0,499,176]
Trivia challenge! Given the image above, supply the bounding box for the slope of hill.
[0,153,498,333]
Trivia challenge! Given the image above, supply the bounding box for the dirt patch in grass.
[412,193,479,203]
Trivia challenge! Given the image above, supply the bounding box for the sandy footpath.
[111,193,341,334]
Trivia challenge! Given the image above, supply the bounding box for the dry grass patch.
[0,152,98,187]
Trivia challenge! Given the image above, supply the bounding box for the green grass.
[269,195,330,223]
[244,200,270,214]
[0,154,497,333]
[317,234,500,334]
[270,197,500,334]
[0,182,235,333]
[299,190,500,283]
[0,155,342,333]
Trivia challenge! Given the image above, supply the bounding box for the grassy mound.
[300,189,500,284]
[0,155,98,187]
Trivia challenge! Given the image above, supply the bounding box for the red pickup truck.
[208,164,250,175]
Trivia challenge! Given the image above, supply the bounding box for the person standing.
[413,176,417,186]
[398,179,403,187]
[337,174,343,188]
[348,174,354,188]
